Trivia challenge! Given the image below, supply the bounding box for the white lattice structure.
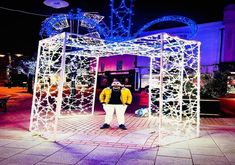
[30,32,200,141]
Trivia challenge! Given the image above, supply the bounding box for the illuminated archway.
[30,32,201,142]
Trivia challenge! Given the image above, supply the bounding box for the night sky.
[0,0,234,56]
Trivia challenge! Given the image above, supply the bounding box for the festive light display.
[30,32,200,140]
[133,15,198,39]
[43,0,69,9]
[39,8,108,39]
[31,0,200,141]
[40,1,197,41]
[108,0,134,41]
[17,60,36,76]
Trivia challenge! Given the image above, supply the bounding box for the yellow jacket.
[99,87,132,105]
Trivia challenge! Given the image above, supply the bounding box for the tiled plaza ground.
[0,87,235,165]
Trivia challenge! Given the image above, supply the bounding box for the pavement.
[0,87,235,165]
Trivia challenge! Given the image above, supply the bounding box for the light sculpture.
[30,0,200,142]
[40,1,198,41]
[133,15,198,39]
[43,0,69,9]
[39,8,109,39]
[30,32,200,141]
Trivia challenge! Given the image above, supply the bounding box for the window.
[116,60,123,71]
[101,63,105,72]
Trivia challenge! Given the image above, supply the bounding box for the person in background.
[124,77,132,88]
[99,79,132,130]
[139,86,149,108]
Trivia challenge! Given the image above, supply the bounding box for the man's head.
[111,79,122,91]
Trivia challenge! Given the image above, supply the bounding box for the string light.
[0,6,49,17]
[134,15,198,39]
[39,1,197,42]
[29,0,200,142]
[30,32,200,141]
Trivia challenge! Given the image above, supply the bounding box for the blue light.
[133,15,198,39]
[40,1,198,42]
[39,9,109,39]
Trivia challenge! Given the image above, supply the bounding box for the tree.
[200,71,229,99]
[16,57,36,94]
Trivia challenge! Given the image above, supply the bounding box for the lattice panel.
[151,57,160,112]
[157,36,200,138]
[30,33,65,138]
[30,32,200,140]
[109,0,134,41]
[61,55,97,116]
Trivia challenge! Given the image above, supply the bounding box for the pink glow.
[98,55,136,72]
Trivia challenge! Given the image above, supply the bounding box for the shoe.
[100,123,110,129]
[119,124,127,130]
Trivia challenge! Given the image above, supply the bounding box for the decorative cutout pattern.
[30,32,200,140]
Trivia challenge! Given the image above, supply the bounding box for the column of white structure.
[29,41,43,131]
[53,32,67,141]
[92,56,99,115]
[148,56,153,117]
[179,51,184,122]
[197,42,201,137]
[158,34,164,145]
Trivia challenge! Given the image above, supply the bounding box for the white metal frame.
[30,32,201,140]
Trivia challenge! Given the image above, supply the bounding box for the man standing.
[99,79,132,130]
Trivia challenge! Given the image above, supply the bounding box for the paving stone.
[0,147,26,158]
[76,159,116,165]
[158,147,191,158]
[83,147,125,161]
[117,158,155,165]
[190,147,224,156]
[3,139,41,149]
[0,153,45,165]
[155,156,193,165]
[192,154,231,165]
[42,151,86,164]
[121,148,157,160]
[1,87,235,164]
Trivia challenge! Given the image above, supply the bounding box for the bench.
[0,96,11,113]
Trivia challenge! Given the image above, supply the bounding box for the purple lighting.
[43,0,69,9]
[98,55,136,72]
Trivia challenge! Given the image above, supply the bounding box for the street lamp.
[15,54,23,57]
[43,0,69,9]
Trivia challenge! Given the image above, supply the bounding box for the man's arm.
[99,89,106,103]
[126,89,132,105]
